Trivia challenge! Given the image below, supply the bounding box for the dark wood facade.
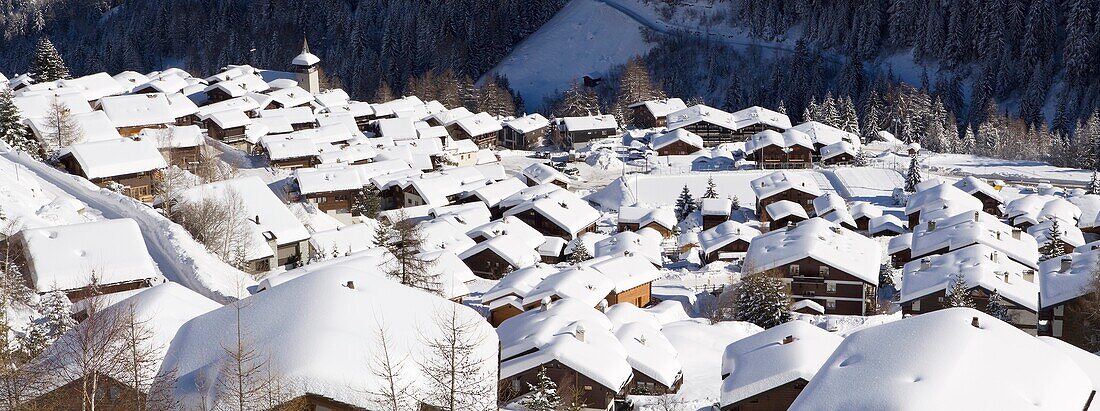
[703,214,731,231]
[751,145,813,169]
[509,209,596,240]
[629,370,682,396]
[756,189,817,223]
[25,373,143,411]
[59,154,160,203]
[721,379,808,411]
[500,360,628,411]
[490,303,524,327]
[770,257,877,316]
[1039,297,1094,350]
[499,126,546,150]
[461,248,520,280]
[269,156,316,170]
[704,239,751,263]
[302,190,356,215]
[903,287,1038,334]
[630,105,666,129]
[971,192,1004,216]
[655,139,703,156]
[821,152,855,166]
[275,393,368,410]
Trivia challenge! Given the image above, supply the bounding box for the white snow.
[719,321,842,407]
[744,218,881,284]
[18,218,163,293]
[62,137,168,180]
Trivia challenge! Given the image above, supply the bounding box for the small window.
[826,300,837,309]
[789,265,800,276]
[827,282,837,293]
[584,385,593,391]
[912,300,921,311]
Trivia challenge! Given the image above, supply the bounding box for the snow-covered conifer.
[0,90,40,159]
[702,177,719,199]
[522,367,561,411]
[945,273,975,308]
[986,289,1010,322]
[29,37,70,83]
[904,155,921,193]
[675,185,696,221]
[735,271,791,329]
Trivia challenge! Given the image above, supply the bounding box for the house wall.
[821,153,855,166]
[721,379,809,411]
[679,122,736,146]
[304,190,356,215]
[973,193,1003,216]
[629,369,682,395]
[631,106,660,129]
[642,222,674,238]
[270,156,315,170]
[511,209,595,240]
[756,189,816,223]
[752,145,813,169]
[606,282,653,307]
[499,359,623,411]
[499,126,545,150]
[903,288,1038,334]
[490,303,524,327]
[117,123,167,137]
[163,146,203,171]
[704,239,751,263]
[768,215,809,231]
[762,256,876,316]
[702,214,731,230]
[564,128,616,148]
[60,153,159,203]
[462,248,516,280]
[656,140,703,156]
[26,374,144,410]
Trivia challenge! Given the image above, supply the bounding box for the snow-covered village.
[2,0,1100,409]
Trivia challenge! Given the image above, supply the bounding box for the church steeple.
[291,36,321,94]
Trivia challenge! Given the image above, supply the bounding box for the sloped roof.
[64,137,167,179]
[744,218,881,284]
[720,321,842,407]
[900,245,1039,311]
[19,218,162,292]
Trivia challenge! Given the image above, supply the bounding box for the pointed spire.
[302,36,310,54]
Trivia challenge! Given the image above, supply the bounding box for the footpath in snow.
[0,144,254,303]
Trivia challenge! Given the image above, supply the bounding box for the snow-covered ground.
[640,319,761,410]
[922,153,1096,187]
[588,169,836,210]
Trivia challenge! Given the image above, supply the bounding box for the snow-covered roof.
[1028,218,1086,249]
[196,96,260,119]
[429,107,473,126]
[99,93,176,128]
[203,73,270,98]
[666,105,737,131]
[312,89,350,109]
[12,92,93,120]
[522,163,569,186]
[262,135,321,161]
[617,206,676,230]
[698,221,761,254]
[750,171,823,200]
[26,110,121,144]
[812,193,846,217]
[904,182,984,223]
[376,117,418,141]
[744,218,881,284]
[888,232,913,254]
[207,109,251,129]
[731,106,792,130]
[294,166,364,195]
[308,223,375,257]
[819,141,858,161]
[178,176,309,254]
[628,98,687,117]
[19,219,161,292]
[788,121,859,147]
[789,308,1095,410]
[466,215,545,249]
[503,189,601,239]
[112,71,150,92]
[265,85,314,108]
[523,265,616,307]
[458,234,541,269]
[651,129,704,151]
[868,215,907,236]
[953,176,1003,203]
[160,266,496,410]
[560,114,618,132]
[910,210,1039,269]
[594,231,663,266]
[1069,194,1100,230]
[417,125,449,141]
[471,177,528,208]
[481,264,558,305]
[140,124,204,149]
[720,321,841,407]
[849,201,883,220]
[1039,249,1100,308]
[455,112,502,136]
[503,113,550,134]
[1039,336,1100,407]
[586,255,663,292]
[615,321,682,387]
[498,183,563,209]
[63,137,167,179]
[259,106,316,125]
[745,129,813,153]
[56,72,125,101]
[901,245,1039,311]
[765,200,809,221]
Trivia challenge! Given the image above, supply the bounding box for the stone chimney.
[971,317,980,328]
[782,335,796,344]
[575,325,586,342]
[345,281,355,289]
[1012,229,1022,240]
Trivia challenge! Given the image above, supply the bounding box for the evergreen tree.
[38,290,75,342]
[1088,171,1100,195]
[702,177,719,199]
[729,194,741,210]
[0,90,40,159]
[29,37,71,83]
[1040,218,1069,261]
[569,241,592,264]
[904,155,922,193]
[735,271,792,329]
[373,219,393,248]
[352,185,381,218]
[945,273,975,308]
[986,289,1010,322]
[521,367,561,411]
[854,148,870,166]
[674,185,696,221]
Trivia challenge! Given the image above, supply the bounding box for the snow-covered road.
[0,145,253,303]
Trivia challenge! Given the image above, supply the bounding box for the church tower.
[291,37,321,94]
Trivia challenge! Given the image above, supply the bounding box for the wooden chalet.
[500,113,550,150]
[59,137,167,202]
[818,141,857,166]
[745,130,814,170]
[503,190,600,240]
[453,112,503,148]
[617,206,677,238]
[719,322,841,411]
[24,373,144,411]
[1038,245,1100,349]
[700,198,734,230]
[650,128,704,156]
[458,235,540,280]
[98,93,177,137]
[698,221,760,263]
[750,171,822,224]
[627,98,686,128]
[953,176,1005,217]
[555,115,618,149]
[294,167,365,216]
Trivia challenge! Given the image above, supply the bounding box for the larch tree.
[367,322,415,411]
[383,217,439,294]
[418,305,496,411]
[945,273,975,308]
[40,98,83,159]
[46,277,128,411]
[0,90,41,159]
[29,37,71,83]
[735,270,792,329]
[556,81,600,118]
[215,299,288,411]
[613,57,663,125]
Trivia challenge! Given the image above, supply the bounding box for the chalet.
[1038,244,1100,349]
[522,163,570,188]
[458,235,541,279]
[203,109,251,143]
[1070,194,1100,235]
[416,219,478,258]
[617,206,676,238]
[132,71,190,94]
[58,137,168,202]
[294,166,364,216]
[594,231,663,267]
[469,177,528,217]
[698,198,733,230]
[481,264,558,326]
[98,93,177,136]
[258,107,315,132]
[789,308,1098,410]
[497,299,634,410]
[888,233,913,269]
[719,321,841,411]
[899,245,1039,333]
[698,221,761,263]
[503,189,600,240]
[500,113,551,149]
[53,72,126,102]
[953,176,1004,216]
[765,200,809,231]
[555,115,619,149]
[665,105,739,146]
[627,98,687,128]
[202,73,269,103]
[261,135,324,169]
[904,182,983,228]
[744,130,813,169]
[868,215,908,237]
[441,137,481,167]
[908,210,1039,272]
[315,144,378,166]
[12,92,93,122]
[1028,217,1086,255]
[820,207,858,231]
[140,125,204,170]
[262,85,314,109]
[743,218,881,316]
[176,176,311,273]
[370,95,426,119]
[750,171,822,223]
[849,202,882,231]
[614,320,684,396]
[374,117,418,142]
[426,106,473,135]
[399,173,469,208]
[194,95,260,124]
[454,112,503,148]
[13,219,164,302]
[788,121,860,153]
[818,141,858,166]
[812,193,845,217]
[650,129,705,156]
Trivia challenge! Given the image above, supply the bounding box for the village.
[0,39,1098,411]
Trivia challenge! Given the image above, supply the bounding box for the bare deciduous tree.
[1067,265,1100,352]
[380,215,439,293]
[41,99,83,159]
[417,305,495,411]
[171,188,256,271]
[214,299,289,411]
[367,320,415,411]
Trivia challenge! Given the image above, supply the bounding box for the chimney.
[1003,273,1011,284]
[973,211,980,222]
[920,258,931,270]
[1012,229,1022,240]
[253,215,261,224]
[540,296,551,311]
[991,251,1000,263]
[995,231,1001,240]
[575,325,586,342]
[639,334,647,346]
[1023,270,1035,283]
[971,317,980,328]
[927,220,937,231]
[782,335,796,344]
[345,281,355,289]
[786,221,796,231]
[1061,256,1073,272]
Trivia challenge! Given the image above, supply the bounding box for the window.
[912,300,921,311]
[819,266,830,277]
[584,385,593,391]
[827,282,837,293]
[789,265,800,276]
[826,299,837,309]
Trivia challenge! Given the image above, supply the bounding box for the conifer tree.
[702,177,719,199]
[29,37,71,83]
[904,155,922,193]
[1088,171,1100,195]
[945,273,975,308]
[986,289,1010,322]
[569,241,592,265]
[352,186,381,219]
[735,271,792,329]
[0,90,40,159]
[854,148,870,166]
[522,367,561,411]
[1039,218,1069,261]
[674,185,696,221]
[729,194,740,210]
